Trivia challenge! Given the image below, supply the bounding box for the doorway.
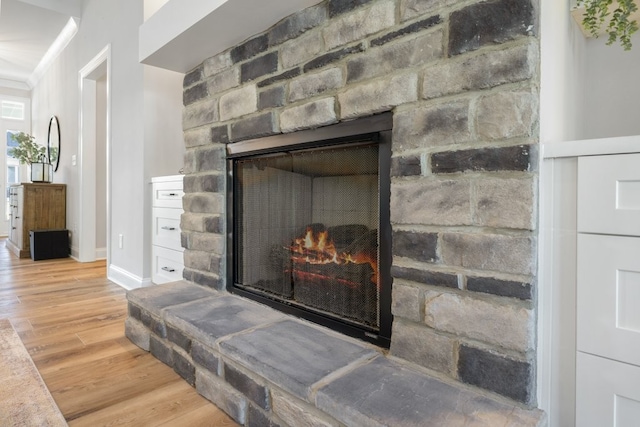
[78,46,110,263]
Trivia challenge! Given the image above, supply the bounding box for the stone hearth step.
[126,281,545,427]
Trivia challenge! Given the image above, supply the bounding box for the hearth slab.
[127,280,218,317]
[219,319,378,400]
[164,295,285,348]
[315,356,544,427]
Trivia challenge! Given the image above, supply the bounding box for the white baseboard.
[96,247,107,260]
[108,264,152,290]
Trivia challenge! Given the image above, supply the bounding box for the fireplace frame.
[226,113,393,348]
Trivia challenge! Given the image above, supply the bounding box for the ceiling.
[0,0,82,90]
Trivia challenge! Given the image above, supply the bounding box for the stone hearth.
[126,281,544,426]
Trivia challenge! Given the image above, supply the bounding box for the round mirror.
[47,116,60,172]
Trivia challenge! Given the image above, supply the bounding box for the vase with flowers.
[8,132,52,183]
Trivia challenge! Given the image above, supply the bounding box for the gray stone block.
[219,85,257,121]
[256,68,301,89]
[390,179,472,226]
[183,250,211,272]
[448,0,535,56]
[303,43,364,73]
[477,90,538,140]
[467,276,532,301]
[183,82,208,106]
[204,216,223,234]
[182,193,224,214]
[183,174,224,194]
[225,363,270,410]
[188,233,224,253]
[210,125,229,144]
[431,145,534,174]
[280,97,337,133]
[328,0,372,18]
[315,356,540,426]
[258,85,285,109]
[150,335,173,367]
[184,127,210,148]
[323,0,395,50]
[393,230,437,263]
[441,232,536,275]
[371,15,441,46]
[183,270,223,291]
[229,112,279,142]
[126,281,218,318]
[196,369,247,424]
[191,341,220,374]
[338,73,418,119]
[247,404,284,427]
[268,3,328,46]
[390,155,421,177]
[281,31,325,69]
[231,34,269,63]
[400,0,459,22]
[475,177,535,230]
[347,31,443,83]
[124,317,150,351]
[272,389,337,427]
[204,52,232,77]
[392,99,471,150]
[241,52,278,83]
[391,266,459,289]
[173,348,196,386]
[458,344,534,404]
[207,67,240,94]
[219,319,377,399]
[165,295,284,348]
[184,66,203,88]
[424,290,534,352]
[167,323,192,352]
[195,145,225,172]
[288,68,343,102]
[391,283,422,322]
[182,98,218,130]
[423,42,537,99]
[180,213,205,232]
[390,320,455,374]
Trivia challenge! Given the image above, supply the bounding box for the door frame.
[78,45,111,263]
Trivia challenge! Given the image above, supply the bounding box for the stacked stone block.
[180,0,540,405]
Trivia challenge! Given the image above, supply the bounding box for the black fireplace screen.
[228,115,392,347]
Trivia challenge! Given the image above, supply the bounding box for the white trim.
[28,17,80,89]
[78,45,111,266]
[543,135,640,159]
[108,264,152,290]
[95,247,107,260]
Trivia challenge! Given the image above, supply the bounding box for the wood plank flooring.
[0,238,237,426]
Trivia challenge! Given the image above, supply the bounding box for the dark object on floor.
[29,229,69,261]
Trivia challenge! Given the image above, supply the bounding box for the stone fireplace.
[127,0,543,424]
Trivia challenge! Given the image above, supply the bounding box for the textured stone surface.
[167,324,192,352]
[328,0,373,17]
[126,281,217,318]
[196,369,247,424]
[431,145,533,174]
[393,99,471,150]
[390,179,472,226]
[204,52,232,77]
[393,230,437,262]
[258,86,285,109]
[323,0,395,50]
[424,290,534,352]
[391,283,422,322]
[219,320,377,399]
[280,98,337,132]
[347,31,443,83]
[391,266,459,289]
[219,85,257,121]
[229,112,279,141]
[183,98,218,130]
[256,68,301,88]
[475,177,535,230]
[184,127,210,148]
[150,335,173,366]
[371,15,441,46]
[390,155,421,176]
[390,320,455,374]
[191,341,219,374]
[303,43,364,72]
[241,52,278,83]
[339,73,418,119]
[289,68,343,102]
[183,193,224,214]
[467,276,532,300]
[180,213,205,232]
[173,349,196,386]
[458,345,534,404]
[231,34,269,63]
[400,0,458,21]
[207,67,239,94]
[184,269,224,290]
[316,356,539,427]
[195,145,225,172]
[247,404,284,427]
[184,66,203,88]
[269,3,328,46]
[272,389,337,427]
[183,82,208,105]
[225,363,270,410]
[211,125,230,144]
[204,216,223,234]
[165,295,284,348]
[448,0,535,56]
[441,232,535,275]
[423,42,537,99]
[124,318,150,351]
[477,90,538,140]
[281,31,325,69]
[183,174,224,194]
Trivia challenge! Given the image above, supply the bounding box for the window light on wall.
[1,101,25,120]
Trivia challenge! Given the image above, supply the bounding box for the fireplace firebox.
[227,114,392,347]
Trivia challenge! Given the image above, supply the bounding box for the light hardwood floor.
[0,238,238,426]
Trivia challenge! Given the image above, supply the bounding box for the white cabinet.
[151,175,184,284]
[576,154,640,426]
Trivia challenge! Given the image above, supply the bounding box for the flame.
[289,226,378,286]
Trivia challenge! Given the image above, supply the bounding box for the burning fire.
[290,226,378,286]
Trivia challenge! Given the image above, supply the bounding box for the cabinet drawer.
[152,246,184,284]
[152,180,184,208]
[578,153,640,236]
[577,233,640,367]
[576,352,640,427]
[152,208,182,251]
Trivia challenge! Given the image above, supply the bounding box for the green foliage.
[577,0,639,50]
[8,132,47,165]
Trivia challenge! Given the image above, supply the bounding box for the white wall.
[31,0,184,287]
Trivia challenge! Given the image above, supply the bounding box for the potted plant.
[8,132,52,182]
[576,0,639,50]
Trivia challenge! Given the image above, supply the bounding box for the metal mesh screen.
[235,143,380,328]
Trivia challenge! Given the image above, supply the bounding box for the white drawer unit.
[151,175,184,284]
[576,153,640,425]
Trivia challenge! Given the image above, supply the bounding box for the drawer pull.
[161,226,176,231]
[165,192,178,196]
[161,267,176,272]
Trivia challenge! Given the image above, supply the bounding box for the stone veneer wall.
[179,0,539,405]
